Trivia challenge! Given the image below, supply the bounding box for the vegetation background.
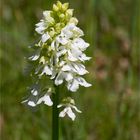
[0,0,140,140]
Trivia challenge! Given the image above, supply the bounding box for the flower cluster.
[23,1,91,121]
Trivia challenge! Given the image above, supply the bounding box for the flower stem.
[52,85,59,140]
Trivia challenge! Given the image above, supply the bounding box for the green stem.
[52,85,59,140]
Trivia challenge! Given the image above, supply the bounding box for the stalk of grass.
[52,85,59,140]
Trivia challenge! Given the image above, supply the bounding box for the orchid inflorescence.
[23,1,91,121]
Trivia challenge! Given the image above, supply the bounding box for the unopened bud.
[57,1,62,9]
[53,4,59,11]
[59,13,65,19]
[62,3,69,11]
[69,17,78,25]
[66,9,74,17]
[39,56,46,64]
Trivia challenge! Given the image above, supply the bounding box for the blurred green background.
[0,0,140,140]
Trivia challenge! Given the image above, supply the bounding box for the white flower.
[67,77,91,92]
[35,11,54,44]
[62,23,84,38]
[37,94,53,106]
[56,33,69,45]
[35,20,46,34]
[56,23,84,45]
[72,38,89,51]
[68,47,91,62]
[58,98,82,121]
[22,88,53,107]
[59,107,76,121]
[67,78,79,92]
[43,11,54,25]
[54,71,73,85]
[35,11,54,34]
[62,62,88,75]
[39,65,52,76]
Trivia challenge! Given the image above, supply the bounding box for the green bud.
[59,13,65,19]
[63,97,75,105]
[49,28,55,37]
[55,23,61,32]
[69,17,78,25]
[49,31,55,37]
[70,98,75,105]
[62,3,69,11]
[53,4,59,12]
[39,56,46,64]
[56,1,62,9]
[55,23,65,33]
[66,9,74,18]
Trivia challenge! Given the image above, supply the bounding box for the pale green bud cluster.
[41,1,77,38]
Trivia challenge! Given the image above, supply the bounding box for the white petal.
[67,107,76,121]
[50,70,57,79]
[56,34,68,45]
[69,48,83,61]
[72,106,82,113]
[54,72,64,85]
[43,11,51,17]
[37,95,53,106]
[43,11,54,24]
[51,41,59,50]
[43,95,53,106]
[62,64,71,71]
[73,26,84,37]
[64,24,83,37]
[28,50,40,61]
[77,77,92,87]
[35,21,44,27]
[65,73,73,81]
[79,54,91,61]
[59,108,67,118]
[42,33,50,42]
[35,25,45,34]
[62,27,73,38]
[68,50,78,61]
[67,79,79,92]
[73,38,89,51]
[59,61,65,67]
[62,24,75,32]
[28,55,39,61]
[21,99,28,104]
[71,47,82,56]
[41,65,52,76]
[57,104,63,108]
[57,49,67,57]
[71,63,88,75]
[31,89,38,96]
[28,101,36,107]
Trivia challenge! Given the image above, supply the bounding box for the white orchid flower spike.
[23,1,92,121]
